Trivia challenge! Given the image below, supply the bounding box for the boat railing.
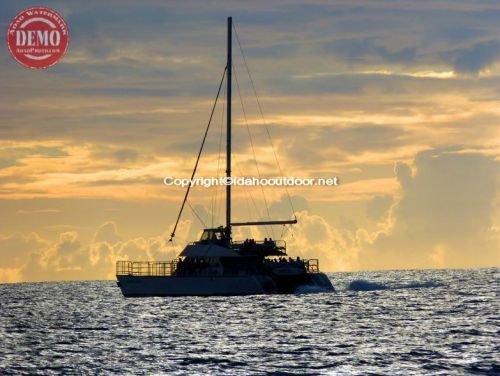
[304,259,319,273]
[116,260,177,276]
[116,258,320,275]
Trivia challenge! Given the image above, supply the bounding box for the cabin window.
[200,230,212,241]
[200,229,225,242]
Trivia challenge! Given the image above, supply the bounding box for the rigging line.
[233,65,274,239]
[169,67,227,241]
[168,234,190,246]
[233,26,296,216]
[187,200,207,228]
[235,163,270,238]
[281,223,291,240]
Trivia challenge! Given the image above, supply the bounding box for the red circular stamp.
[7,7,69,69]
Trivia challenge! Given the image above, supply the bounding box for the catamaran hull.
[117,275,270,297]
[117,273,334,297]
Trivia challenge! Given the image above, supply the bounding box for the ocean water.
[0,268,498,375]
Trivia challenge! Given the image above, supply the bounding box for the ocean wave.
[400,281,445,289]
[0,269,495,375]
[294,285,335,294]
[346,279,388,291]
[347,279,445,291]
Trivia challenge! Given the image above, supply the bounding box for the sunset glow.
[0,1,499,283]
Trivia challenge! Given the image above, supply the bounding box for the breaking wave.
[347,280,387,291]
[401,281,445,289]
[347,279,445,292]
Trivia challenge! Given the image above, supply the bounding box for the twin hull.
[117,273,334,297]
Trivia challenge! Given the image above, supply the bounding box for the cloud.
[360,148,500,269]
[90,147,142,163]
[268,195,309,218]
[1,1,500,280]
[327,38,417,64]
[17,209,61,215]
[366,194,394,220]
[0,220,185,283]
[394,161,412,189]
[0,232,49,268]
[93,221,122,243]
[283,211,359,271]
[276,124,408,172]
[447,40,500,74]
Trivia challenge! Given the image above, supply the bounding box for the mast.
[225,16,232,243]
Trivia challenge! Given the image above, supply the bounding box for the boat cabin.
[198,227,227,245]
[194,226,287,257]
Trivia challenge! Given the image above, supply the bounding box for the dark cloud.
[447,40,500,74]
[112,148,139,162]
[327,38,417,64]
[282,124,406,167]
[68,144,143,171]
[83,178,158,187]
[334,125,407,152]
[395,161,412,189]
[434,26,484,44]
[0,157,20,169]
[2,0,500,154]
[0,146,67,169]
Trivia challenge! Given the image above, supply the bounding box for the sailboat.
[116,17,335,296]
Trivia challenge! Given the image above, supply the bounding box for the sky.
[0,0,499,283]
